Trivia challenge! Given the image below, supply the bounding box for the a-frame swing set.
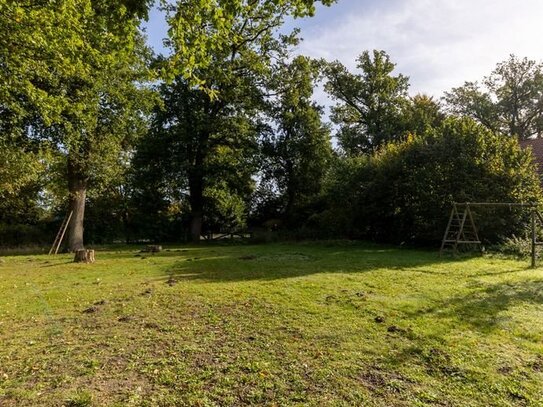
[440,202,543,268]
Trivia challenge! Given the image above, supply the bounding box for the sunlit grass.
[0,242,542,406]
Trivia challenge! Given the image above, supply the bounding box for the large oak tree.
[0,1,155,251]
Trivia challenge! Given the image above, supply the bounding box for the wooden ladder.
[48,211,73,255]
[440,203,481,255]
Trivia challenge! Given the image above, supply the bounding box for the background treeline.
[1,1,541,248]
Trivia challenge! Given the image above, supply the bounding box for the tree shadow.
[160,243,476,283]
[413,278,543,333]
[40,260,74,268]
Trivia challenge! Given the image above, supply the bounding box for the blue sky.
[143,0,543,99]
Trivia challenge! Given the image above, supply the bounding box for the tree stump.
[74,249,95,263]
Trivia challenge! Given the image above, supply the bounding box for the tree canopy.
[260,56,332,226]
[164,0,336,86]
[324,50,410,155]
[1,1,542,250]
[445,55,543,139]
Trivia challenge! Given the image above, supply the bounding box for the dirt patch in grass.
[239,255,258,260]
[82,306,99,314]
[529,355,543,372]
[358,366,414,395]
[140,288,153,296]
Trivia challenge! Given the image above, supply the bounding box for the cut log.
[74,249,95,264]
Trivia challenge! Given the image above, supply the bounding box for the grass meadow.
[1,242,542,406]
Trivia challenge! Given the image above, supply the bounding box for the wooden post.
[532,208,537,268]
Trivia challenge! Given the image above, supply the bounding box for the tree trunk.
[67,159,87,252]
[188,171,204,243]
[186,121,210,243]
[284,158,296,223]
[190,211,203,243]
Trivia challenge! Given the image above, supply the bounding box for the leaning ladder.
[440,203,481,255]
[48,211,73,255]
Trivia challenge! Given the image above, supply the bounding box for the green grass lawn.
[1,242,543,406]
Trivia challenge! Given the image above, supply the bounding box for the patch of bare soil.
[529,355,543,372]
[239,255,258,260]
[82,306,99,314]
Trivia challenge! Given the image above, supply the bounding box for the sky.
[143,0,543,99]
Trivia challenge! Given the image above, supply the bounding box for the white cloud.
[296,0,543,97]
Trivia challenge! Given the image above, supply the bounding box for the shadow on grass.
[35,247,205,266]
[40,260,74,267]
[417,279,543,333]
[160,243,477,283]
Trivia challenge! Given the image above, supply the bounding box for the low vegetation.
[1,242,543,406]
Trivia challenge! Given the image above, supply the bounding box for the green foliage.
[497,235,533,258]
[205,183,248,231]
[164,0,336,86]
[324,50,410,154]
[445,55,543,139]
[403,94,445,136]
[321,117,542,243]
[0,0,152,127]
[41,21,155,186]
[143,0,316,239]
[5,0,543,251]
[133,74,259,238]
[128,123,187,242]
[0,0,156,248]
[444,81,501,133]
[0,141,51,247]
[0,1,85,125]
[0,223,49,247]
[260,56,333,226]
[0,142,44,198]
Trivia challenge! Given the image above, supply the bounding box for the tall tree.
[261,56,332,224]
[35,2,154,251]
[154,0,331,241]
[444,55,543,139]
[143,53,263,241]
[324,50,410,155]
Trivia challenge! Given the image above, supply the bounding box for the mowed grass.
[1,242,543,406]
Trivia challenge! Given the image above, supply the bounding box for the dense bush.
[0,223,50,247]
[320,117,542,244]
